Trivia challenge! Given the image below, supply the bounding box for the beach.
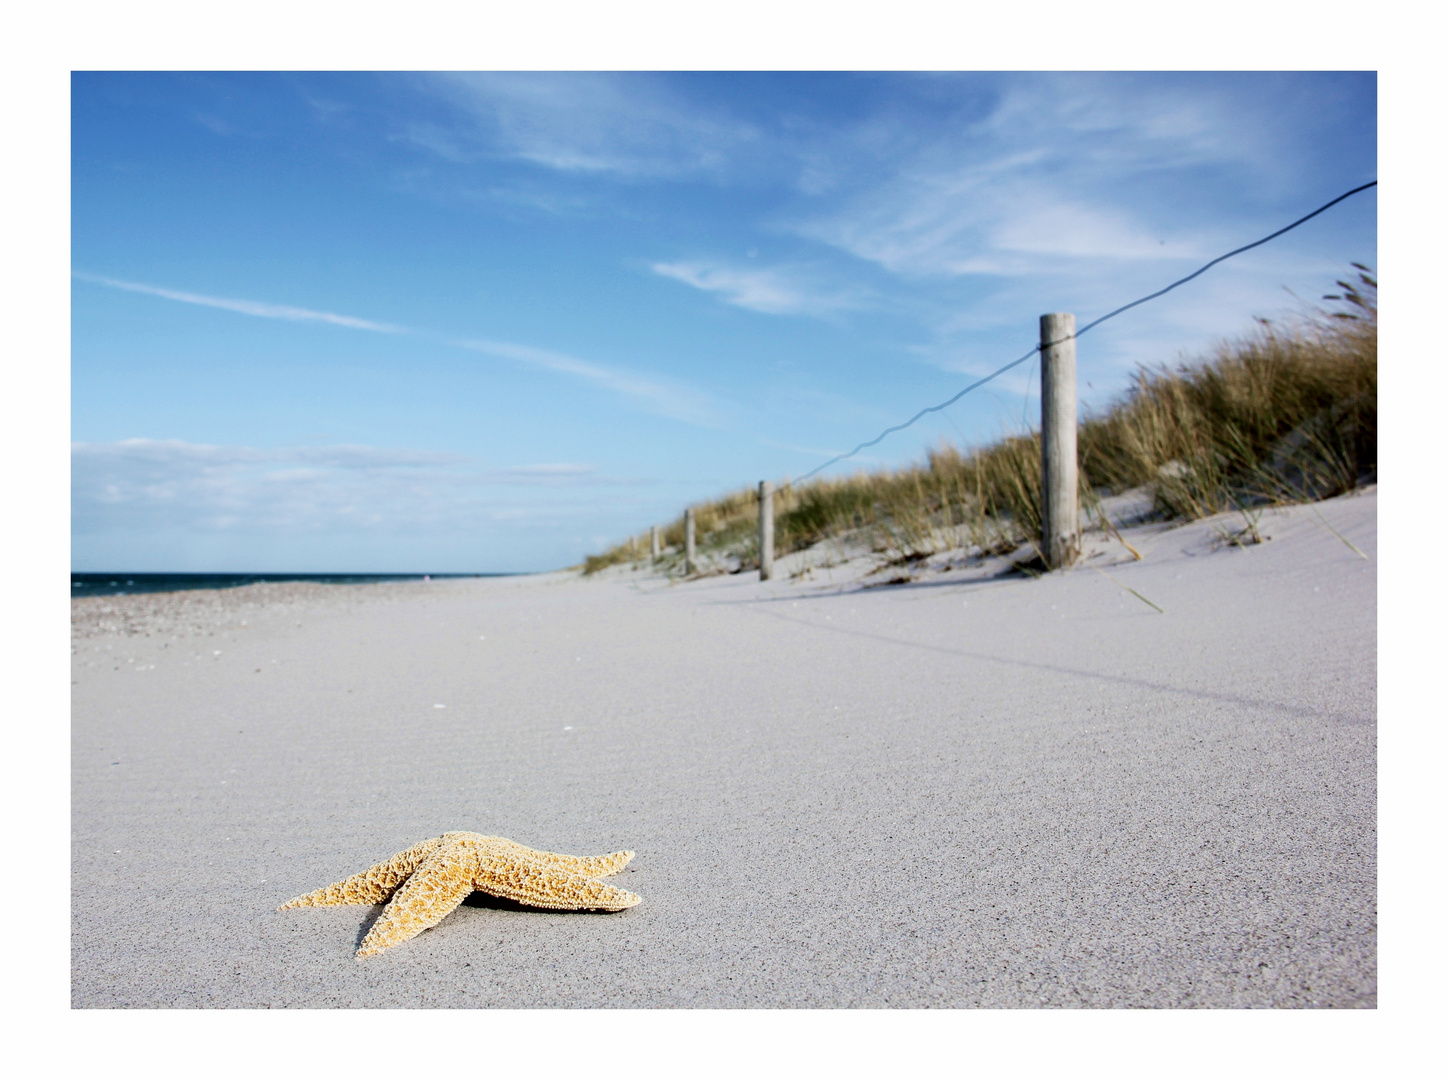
[71,490,1376,1008]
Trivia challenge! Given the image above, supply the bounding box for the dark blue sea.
[71,572,517,597]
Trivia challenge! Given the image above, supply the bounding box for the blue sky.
[71,71,1377,572]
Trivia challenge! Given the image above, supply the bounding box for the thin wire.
[793,180,1377,484]
[795,345,1039,482]
[1074,180,1377,339]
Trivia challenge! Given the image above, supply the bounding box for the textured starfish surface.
[279,832,640,958]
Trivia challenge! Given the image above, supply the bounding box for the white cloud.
[71,272,407,333]
[74,272,727,427]
[478,463,630,486]
[785,75,1302,280]
[414,73,759,180]
[451,337,724,427]
[794,169,1204,280]
[72,439,645,535]
[989,198,1200,262]
[650,260,865,317]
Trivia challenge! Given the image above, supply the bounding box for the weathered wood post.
[1040,312,1080,569]
[685,507,696,574]
[758,481,774,581]
[651,524,661,560]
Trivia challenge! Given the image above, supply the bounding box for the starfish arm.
[473,857,642,912]
[485,837,636,879]
[355,842,478,958]
[278,836,444,910]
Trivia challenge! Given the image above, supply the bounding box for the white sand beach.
[71,490,1376,1008]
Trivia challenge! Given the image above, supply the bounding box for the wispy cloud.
[72,439,646,534]
[650,261,864,317]
[77,439,468,469]
[71,272,407,332]
[793,170,1205,280]
[451,337,725,427]
[73,271,727,426]
[481,463,584,483]
[784,74,1316,280]
[413,73,759,180]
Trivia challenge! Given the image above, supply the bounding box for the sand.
[71,490,1376,1008]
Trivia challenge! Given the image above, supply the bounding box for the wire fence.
[794,180,1377,483]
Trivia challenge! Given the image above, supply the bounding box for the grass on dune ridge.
[582,266,1376,577]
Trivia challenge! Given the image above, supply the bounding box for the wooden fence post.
[685,508,696,574]
[651,524,661,560]
[1040,312,1080,569]
[758,481,774,581]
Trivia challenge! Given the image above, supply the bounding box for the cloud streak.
[73,271,726,426]
[71,272,407,332]
[783,74,1338,281]
[650,260,864,317]
[72,439,648,535]
[415,72,759,181]
[450,337,724,427]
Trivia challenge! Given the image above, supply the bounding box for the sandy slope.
[71,490,1376,1007]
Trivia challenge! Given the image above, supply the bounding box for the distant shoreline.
[69,573,519,641]
[70,571,525,598]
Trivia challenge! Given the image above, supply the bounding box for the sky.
[71,71,1377,573]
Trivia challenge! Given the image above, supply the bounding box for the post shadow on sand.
[703,581,1371,728]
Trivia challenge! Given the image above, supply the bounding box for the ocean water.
[70,572,515,597]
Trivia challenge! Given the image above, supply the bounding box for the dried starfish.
[279,831,641,958]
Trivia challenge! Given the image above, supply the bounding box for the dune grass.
[583,267,1376,577]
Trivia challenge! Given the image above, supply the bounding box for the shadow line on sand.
[736,601,1372,727]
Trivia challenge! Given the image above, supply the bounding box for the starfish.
[279,831,641,958]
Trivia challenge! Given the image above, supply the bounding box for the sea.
[70,572,517,597]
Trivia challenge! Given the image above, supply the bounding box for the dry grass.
[583,267,1376,576]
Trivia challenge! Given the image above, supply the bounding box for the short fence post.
[1040,312,1080,569]
[758,481,774,581]
[651,525,661,560]
[685,508,696,574]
